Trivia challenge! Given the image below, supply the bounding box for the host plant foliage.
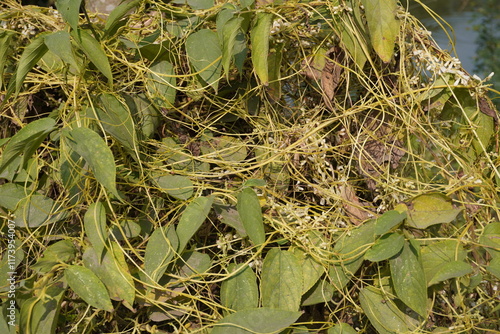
[0,0,499,333]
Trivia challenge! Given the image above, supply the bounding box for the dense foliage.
[0,0,499,333]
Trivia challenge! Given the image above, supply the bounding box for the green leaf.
[19,281,66,334]
[94,93,138,156]
[360,0,400,62]
[250,12,273,85]
[144,225,178,283]
[301,278,335,306]
[178,251,212,277]
[237,187,266,245]
[65,265,113,311]
[329,220,376,290]
[146,60,177,109]
[44,31,80,71]
[72,29,113,84]
[153,174,194,200]
[220,16,244,78]
[365,232,405,262]
[187,0,214,10]
[17,33,50,93]
[486,258,500,280]
[374,210,407,235]
[0,31,15,89]
[389,240,427,317]
[55,0,82,31]
[220,263,259,312]
[0,239,24,293]
[13,194,67,228]
[213,203,247,236]
[63,127,121,199]
[211,307,302,334]
[261,248,302,311]
[427,261,472,286]
[405,193,462,229]
[83,243,135,305]
[479,222,500,259]
[104,0,141,35]
[109,219,142,241]
[186,29,222,90]
[359,286,418,334]
[243,179,266,187]
[32,240,76,274]
[0,183,27,210]
[338,8,369,70]
[176,196,214,252]
[293,248,324,294]
[0,117,56,175]
[420,240,468,285]
[200,135,248,163]
[327,323,358,334]
[84,202,108,262]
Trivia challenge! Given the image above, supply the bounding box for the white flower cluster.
[270,18,290,35]
[332,4,353,15]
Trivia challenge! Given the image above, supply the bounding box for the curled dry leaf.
[339,183,375,225]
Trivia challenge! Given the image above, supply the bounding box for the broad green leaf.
[374,210,407,235]
[213,203,247,236]
[0,31,15,89]
[13,194,67,228]
[0,183,27,210]
[327,323,358,334]
[405,193,462,229]
[220,17,244,78]
[55,0,82,31]
[153,174,194,200]
[186,29,222,90]
[365,232,405,262]
[427,261,472,286]
[104,0,141,35]
[132,94,161,139]
[187,0,214,10]
[216,5,237,41]
[220,264,259,313]
[261,248,302,311]
[329,220,376,290]
[65,265,113,311]
[83,243,135,305]
[237,187,266,245]
[359,286,418,334]
[338,8,369,70]
[486,258,500,279]
[32,240,76,274]
[479,222,500,259]
[389,240,427,317]
[72,29,113,84]
[84,202,108,262]
[360,0,400,62]
[200,136,248,163]
[144,225,178,283]
[178,251,212,277]
[95,93,138,155]
[19,281,66,334]
[243,179,266,187]
[250,12,273,84]
[293,248,324,294]
[420,240,468,285]
[0,117,56,175]
[63,127,121,199]
[211,307,302,334]
[176,196,214,252]
[301,278,335,306]
[109,219,141,241]
[0,239,24,293]
[146,60,177,109]
[44,31,80,71]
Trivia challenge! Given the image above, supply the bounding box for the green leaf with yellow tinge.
[250,12,273,85]
[220,263,259,313]
[186,29,222,90]
[360,0,400,62]
[405,193,462,229]
[237,187,266,245]
[65,265,113,312]
[261,248,302,311]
